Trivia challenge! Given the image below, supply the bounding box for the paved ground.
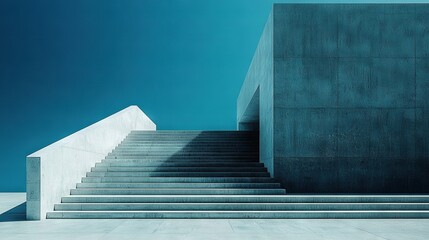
[1,193,429,240]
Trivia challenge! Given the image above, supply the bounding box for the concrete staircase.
[47,131,429,219]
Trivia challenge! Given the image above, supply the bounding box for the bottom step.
[46,210,429,219]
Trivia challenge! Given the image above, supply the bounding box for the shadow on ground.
[0,202,26,222]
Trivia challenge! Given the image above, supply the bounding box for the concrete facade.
[26,106,156,220]
[237,4,429,193]
[237,13,273,174]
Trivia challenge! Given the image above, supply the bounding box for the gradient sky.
[0,0,424,191]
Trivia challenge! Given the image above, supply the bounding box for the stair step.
[107,153,258,157]
[119,142,257,145]
[128,132,256,135]
[81,177,275,183]
[125,134,257,137]
[112,150,257,153]
[114,146,257,149]
[104,156,258,163]
[121,141,258,144]
[46,210,429,219]
[130,129,254,134]
[124,135,257,138]
[110,152,259,155]
[104,156,258,160]
[118,143,258,147]
[61,195,429,203]
[76,183,281,189]
[91,167,267,172]
[86,172,270,177]
[53,203,429,211]
[95,162,264,167]
[129,130,257,135]
[70,188,286,195]
[124,138,257,141]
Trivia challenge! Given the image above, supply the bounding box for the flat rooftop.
[1,193,428,240]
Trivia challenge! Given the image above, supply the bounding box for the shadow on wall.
[0,202,26,222]
[238,87,260,132]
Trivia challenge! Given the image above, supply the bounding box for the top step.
[130,130,257,134]
[128,131,258,137]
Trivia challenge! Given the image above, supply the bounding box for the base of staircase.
[47,210,429,219]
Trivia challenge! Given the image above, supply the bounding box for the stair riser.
[123,136,257,140]
[116,143,259,150]
[121,138,259,143]
[105,157,258,160]
[112,149,258,153]
[129,130,256,133]
[128,132,256,135]
[127,133,257,135]
[86,172,270,177]
[70,189,286,195]
[119,142,258,145]
[81,177,275,183]
[46,211,429,219]
[121,141,258,144]
[91,167,267,172]
[104,156,258,160]
[127,135,257,137]
[110,153,259,157]
[54,203,429,211]
[76,183,281,188]
[61,196,429,203]
[119,141,257,144]
[115,146,257,149]
[109,153,259,156]
[95,162,264,167]
[125,135,257,138]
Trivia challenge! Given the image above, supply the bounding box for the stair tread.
[76,188,281,189]
[46,210,429,219]
[46,210,429,214]
[61,195,429,197]
[55,203,429,206]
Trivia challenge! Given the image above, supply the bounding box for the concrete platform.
[1,193,429,239]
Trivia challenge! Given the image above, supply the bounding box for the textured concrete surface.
[2,193,429,239]
[237,12,274,174]
[238,4,429,193]
[26,106,156,220]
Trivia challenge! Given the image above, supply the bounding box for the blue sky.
[0,0,425,191]
[0,0,280,192]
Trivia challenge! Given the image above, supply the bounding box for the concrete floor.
[1,193,429,240]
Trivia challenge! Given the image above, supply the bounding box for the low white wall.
[26,105,156,220]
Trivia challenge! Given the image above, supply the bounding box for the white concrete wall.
[26,105,156,220]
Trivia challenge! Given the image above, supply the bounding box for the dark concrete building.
[237,4,429,193]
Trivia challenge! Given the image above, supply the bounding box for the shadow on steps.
[0,202,26,222]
